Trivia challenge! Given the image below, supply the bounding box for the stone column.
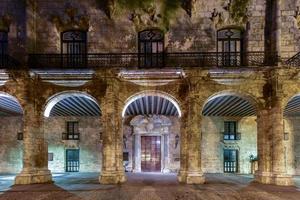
[15,103,52,184]
[177,107,188,182]
[178,97,205,184]
[270,97,293,185]
[255,109,272,184]
[99,81,126,184]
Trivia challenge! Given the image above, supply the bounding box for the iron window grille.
[138,29,164,68]
[48,153,54,161]
[62,121,80,140]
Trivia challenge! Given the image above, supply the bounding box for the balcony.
[0,54,21,69]
[222,132,241,141]
[28,51,276,69]
[62,132,80,140]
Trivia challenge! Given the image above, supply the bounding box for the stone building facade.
[0,0,300,187]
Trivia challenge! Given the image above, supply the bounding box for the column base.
[177,170,187,183]
[99,171,126,184]
[254,172,294,186]
[15,169,52,185]
[271,174,294,186]
[178,170,205,184]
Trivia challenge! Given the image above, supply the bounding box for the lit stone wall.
[0,116,102,173]
[45,116,102,173]
[3,0,266,54]
[0,116,23,173]
[284,117,300,175]
[201,116,257,174]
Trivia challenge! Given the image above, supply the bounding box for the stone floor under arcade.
[0,173,300,200]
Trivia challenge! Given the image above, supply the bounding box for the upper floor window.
[61,30,87,67]
[61,30,87,54]
[0,31,8,55]
[223,121,237,140]
[138,29,164,68]
[62,121,80,140]
[217,28,243,67]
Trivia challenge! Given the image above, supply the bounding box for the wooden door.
[141,136,161,172]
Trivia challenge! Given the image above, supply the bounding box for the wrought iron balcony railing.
[28,51,276,69]
[62,132,80,140]
[0,54,21,69]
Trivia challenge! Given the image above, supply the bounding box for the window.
[223,121,237,140]
[0,31,8,66]
[61,30,87,67]
[62,121,80,140]
[138,29,164,68]
[48,153,54,161]
[17,132,23,140]
[217,28,243,67]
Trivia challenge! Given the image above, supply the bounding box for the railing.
[222,132,241,140]
[62,132,80,140]
[28,51,275,69]
[0,54,21,68]
[285,52,300,67]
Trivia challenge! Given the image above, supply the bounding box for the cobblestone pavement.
[0,173,300,200]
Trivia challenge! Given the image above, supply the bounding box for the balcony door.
[66,149,80,172]
[61,30,87,67]
[138,29,164,68]
[224,149,238,173]
[141,136,161,172]
[217,28,243,67]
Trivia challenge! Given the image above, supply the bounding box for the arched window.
[138,29,164,68]
[0,31,8,55]
[61,30,87,67]
[217,28,243,67]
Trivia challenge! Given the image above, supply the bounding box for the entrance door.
[141,136,161,172]
[224,149,238,173]
[66,149,79,172]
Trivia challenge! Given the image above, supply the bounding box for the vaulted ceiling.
[49,95,101,116]
[202,95,256,117]
[2,93,300,117]
[0,95,23,116]
[124,96,179,116]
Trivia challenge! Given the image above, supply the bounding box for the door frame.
[133,133,168,173]
[223,148,239,173]
[66,149,80,172]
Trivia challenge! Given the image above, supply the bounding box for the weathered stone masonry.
[0,0,300,187]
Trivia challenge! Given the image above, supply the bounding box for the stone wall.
[201,116,257,174]
[0,116,102,173]
[0,0,270,54]
[45,116,102,173]
[0,116,23,173]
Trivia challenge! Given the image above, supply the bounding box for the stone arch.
[44,90,101,117]
[200,90,259,175]
[122,90,182,118]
